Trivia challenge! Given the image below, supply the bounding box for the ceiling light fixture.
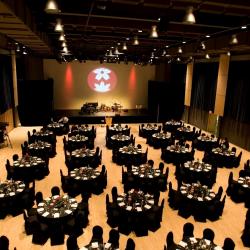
[45,0,59,13]
[133,36,139,45]
[230,34,238,45]
[206,35,210,38]
[150,25,158,38]
[183,6,196,24]
[162,50,166,56]
[114,47,120,55]
[62,42,67,47]
[227,51,231,56]
[55,19,63,32]
[122,42,128,50]
[241,25,247,30]
[22,46,27,55]
[182,41,186,44]
[16,44,20,52]
[62,47,68,53]
[138,30,143,33]
[59,33,65,41]
[201,41,206,50]
[178,47,183,53]
[176,57,181,62]
[205,53,210,59]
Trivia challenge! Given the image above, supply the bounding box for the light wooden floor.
[0,124,249,250]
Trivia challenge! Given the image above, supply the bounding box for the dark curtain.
[169,63,186,119]
[189,62,218,130]
[220,60,250,150]
[0,55,12,114]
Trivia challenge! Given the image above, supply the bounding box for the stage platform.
[53,109,157,124]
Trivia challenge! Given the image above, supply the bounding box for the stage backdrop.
[43,60,155,110]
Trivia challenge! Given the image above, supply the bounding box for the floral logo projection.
[87,67,117,92]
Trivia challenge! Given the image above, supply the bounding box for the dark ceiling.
[1,0,250,62]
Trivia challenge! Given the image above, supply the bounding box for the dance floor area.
[0,124,249,249]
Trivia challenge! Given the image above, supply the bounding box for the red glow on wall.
[128,65,136,91]
[65,65,73,92]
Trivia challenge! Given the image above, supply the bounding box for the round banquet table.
[69,167,101,194]
[174,237,223,250]
[141,124,160,138]
[47,122,65,135]
[162,145,193,164]
[210,147,236,167]
[150,132,172,148]
[179,160,215,187]
[130,164,162,192]
[70,125,94,138]
[194,135,218,152]
[67,135,89,151]
[28,141,52,159]
[175,126,194,141]
[178,183,217,221]
[116,189,154,234]
[0,180,26,217]
[37,194,78,219]
[117,145,143,166]
[13,156,47,181]
[117,190,154,212]
[108,124,130,136]
[0,180,25,199]
[70,148,95,166]
[180,183,216,202]
[163,120,182,132]
[110,134,131,149]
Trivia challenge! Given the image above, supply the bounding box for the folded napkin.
[144,204,151,209]
[9,192,15,196]
[91,242,99,248]
[0,194,5,198]
[136,207,142,212]
[42,211,49,217]
[126,206,132,211]
[104,242,111,249]
[53,213,60,218]
[17,189,23,192]
[178,241,187,247]
[65,210,72,215]
[37,208,44,212]
[187,194,193,199]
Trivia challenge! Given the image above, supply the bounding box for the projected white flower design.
[88,67,116,93]
[94,68,111,81]
[94,81,111,92]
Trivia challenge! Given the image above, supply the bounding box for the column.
[11,49,19,127]
[214,54,230,116]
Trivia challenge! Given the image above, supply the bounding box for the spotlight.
[55,19,63,32]
[150,25,158,38]
[230,34,238,45]
[133,36,139,45]
[122,42,128,50]
[59,33,65,41]
[178,47,183,53]
[45,0,59,13]
[183,6,196,24]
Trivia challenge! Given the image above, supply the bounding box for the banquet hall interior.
[1,0,250,250]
